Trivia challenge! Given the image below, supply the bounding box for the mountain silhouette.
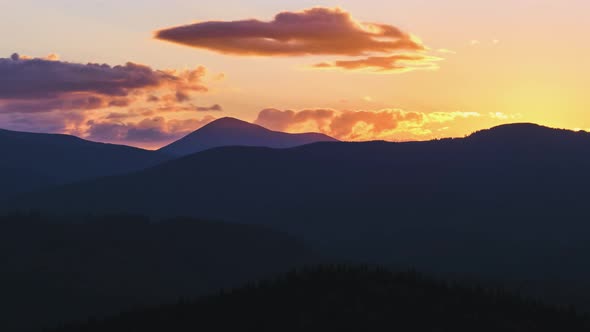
[159,117,338,156]
[7,123,590,307]
[469,123,590,145]
[0,128,168,198]
[53,266,589,332]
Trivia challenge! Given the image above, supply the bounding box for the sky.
[1,0,589,149]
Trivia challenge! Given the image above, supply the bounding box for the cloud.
[0,54,208,112]
[155,7,426,68]
[11,53,60,61]
[3,111,88,137]
[196,104,223,112]
[0,53,224,148]
[255,108,483,141]
[155,7,424,57]
[255,109,336,132]
[0,108,218,148]
[313,54,441,73]
[141,103,224,114]
[86,116,216,146]
[437,49,456,54]
[155,7,438,74]
[0,95,113,114]
[489,112,522,120]
[0,54,206,100]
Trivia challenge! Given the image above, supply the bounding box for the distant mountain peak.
[159,117,337,156]
[467,122,585,142]
[203,117,261,130]
[485,123,550,132]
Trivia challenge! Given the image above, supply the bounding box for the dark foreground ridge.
[53,266,589,332]
[0,214,316,332]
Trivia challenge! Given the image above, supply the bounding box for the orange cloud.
[86,116,216,148]
[313,54,441,73]
[255,108,482,141]
[12,53,59,61]
[196,104,223,112]
[155,7,424,57]
[155,8,442,74]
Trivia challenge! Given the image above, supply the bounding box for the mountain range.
[0,118,335,199]
[6,123,590,305]
[4,121,590,328]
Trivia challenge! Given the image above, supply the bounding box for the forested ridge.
[52,266,589,332]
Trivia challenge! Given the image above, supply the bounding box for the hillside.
[0,166,54,199]
[0,128,168,197]
[0,215,317,332]
[52,266,589,332]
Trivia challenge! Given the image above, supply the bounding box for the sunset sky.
[1,0,589,149]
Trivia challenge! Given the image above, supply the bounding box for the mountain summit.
[467,123,589,142]
[159,117,338,156]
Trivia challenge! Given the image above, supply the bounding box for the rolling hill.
[0,128,168,198]
[159,117,338,156]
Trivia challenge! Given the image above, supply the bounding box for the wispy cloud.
[196,104,223,112]
[313,54,441,73]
